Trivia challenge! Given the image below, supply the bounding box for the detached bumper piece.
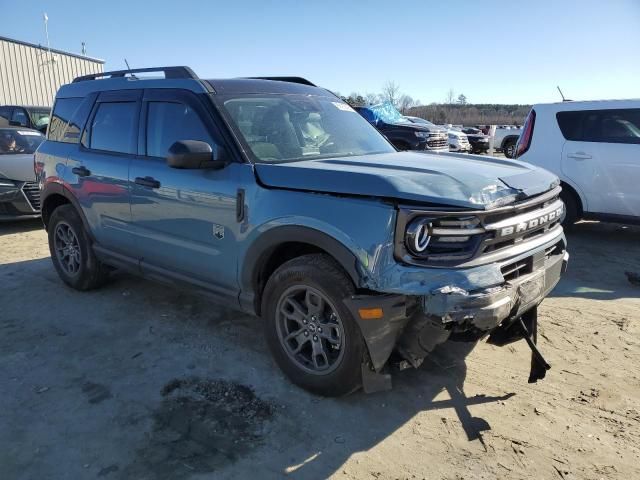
[487,307,551,383]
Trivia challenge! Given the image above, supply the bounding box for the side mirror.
[166,140,227,169]
[9,120,25,127]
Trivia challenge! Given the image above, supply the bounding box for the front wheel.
[262,254,366,396]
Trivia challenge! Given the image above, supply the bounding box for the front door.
[561,108,640,217]
[128,89,239,301]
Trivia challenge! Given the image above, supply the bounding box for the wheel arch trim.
[239,225,365,315]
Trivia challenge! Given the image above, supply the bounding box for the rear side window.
[89,102,137,154]
[48,98,82,142]
[145,102,212,157]
[557,108,640,144]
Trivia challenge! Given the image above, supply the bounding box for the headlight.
[414,131,429,139]
[0,179,17,188]
[396,209,485,265]
[405,217,432,255]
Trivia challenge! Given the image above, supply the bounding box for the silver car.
[0,127,44,220]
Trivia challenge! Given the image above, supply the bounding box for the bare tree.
[364,92,381,105]
[445,88,456,105]
[382,81,401,108]
[398,94,415,114]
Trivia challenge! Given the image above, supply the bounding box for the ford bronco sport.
[36,67,568,396]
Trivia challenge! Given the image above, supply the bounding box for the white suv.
[516,100,640,225]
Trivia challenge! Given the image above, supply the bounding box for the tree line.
[339,81,530,126]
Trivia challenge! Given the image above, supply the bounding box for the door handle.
[134,176,161,189]
[72,166,91,177]
[567,152,592,160]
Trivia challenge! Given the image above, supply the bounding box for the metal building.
[0,36,104,107]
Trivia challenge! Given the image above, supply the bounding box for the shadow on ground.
[550,221,640,301]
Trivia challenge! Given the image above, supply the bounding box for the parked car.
[493,126,522,158]
[0,105,51,134]
[0,127,44,220]
[444,127,472,153]
[461,127,490,154]
[516,99,640,225]
[37,66,568,396]
[404,116,449,151]
[354,103,448,151]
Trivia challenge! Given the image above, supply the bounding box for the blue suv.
[36,67,568,396]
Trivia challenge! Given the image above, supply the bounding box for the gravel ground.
[1,219,639,480]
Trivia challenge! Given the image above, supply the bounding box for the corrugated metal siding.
[0,37,103,107]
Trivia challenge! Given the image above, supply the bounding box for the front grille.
[501,257,533,281]
[21,182,41,211]
[426,133,448,149]
[395,186,564,267]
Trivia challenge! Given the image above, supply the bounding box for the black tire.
[503,139,517,158]
[262,254,366,396]
[48,204,109,290]
[560,189,579,228]
[393,140,410,151]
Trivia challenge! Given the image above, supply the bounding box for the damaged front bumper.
[345,235,568,391]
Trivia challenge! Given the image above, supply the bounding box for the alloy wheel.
[53,222,81,276]
[275,285,345,375]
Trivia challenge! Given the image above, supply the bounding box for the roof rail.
[72,66,198,83]
[247,76,316,87]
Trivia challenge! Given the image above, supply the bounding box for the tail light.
[516,109,536,158]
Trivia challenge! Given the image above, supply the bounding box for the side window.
[146,102,213,157]
[557,108,640,144]
[89,102,137,154]
[556,111,584,141]
[11,108,28,127]
[598,109,640,144]
[48,98,82,142]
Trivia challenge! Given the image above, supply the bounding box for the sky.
[2,0,639,105]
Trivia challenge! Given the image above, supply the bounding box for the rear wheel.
[560,189,579,228]
[503,139,517,158]
[262,254,365,396]
[48,205,109,290]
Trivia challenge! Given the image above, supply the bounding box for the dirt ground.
[1,219,638,480]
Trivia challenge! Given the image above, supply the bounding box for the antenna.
[556,86,571,102]
[124,59,137,79]
[43,13,51,54]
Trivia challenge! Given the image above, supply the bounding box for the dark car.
[0,127,45,220]
[354,103,448,151]
[461,127,490,154]
[0,105,51,134]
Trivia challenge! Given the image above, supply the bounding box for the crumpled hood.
[255,151,559,209]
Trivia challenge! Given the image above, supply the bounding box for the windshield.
[220,94,395,163]
[0,129,45,154]
[365,102,412,125]
[30,109,50,128]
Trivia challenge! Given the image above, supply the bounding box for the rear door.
[67,89,141,253]
[560,108,640,217]
[128,88,239,300]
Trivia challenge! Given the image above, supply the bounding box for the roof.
[57,74,333,99]
[205,78,331,96]
[0,35,104,64]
